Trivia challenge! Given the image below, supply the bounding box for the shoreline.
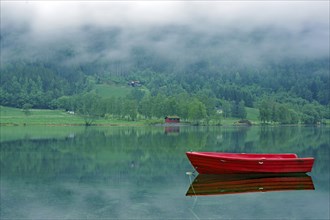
[1,122,328,127]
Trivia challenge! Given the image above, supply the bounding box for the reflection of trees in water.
[305,143,329,174]
[257,126,327,152]
[214,127,248,152]
[1,126,329,182]
[258,126,299,149]
[229,127,248,151]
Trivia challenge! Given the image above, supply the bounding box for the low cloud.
[1,1,329,66]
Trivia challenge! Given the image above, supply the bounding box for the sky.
[1,1,329,65]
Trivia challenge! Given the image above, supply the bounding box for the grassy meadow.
[0,106,85,125]
[0,83,285,127]
[94,84,133,98]
[0,105,260,127]
[0,106,147,126]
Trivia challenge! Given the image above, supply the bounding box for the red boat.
[186,152,314,174]
[186,173,315,196]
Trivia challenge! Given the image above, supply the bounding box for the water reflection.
[164,126,180,135]
[0,126,329,219]
[186,173,315,196]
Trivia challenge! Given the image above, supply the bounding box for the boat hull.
[186,152,314,174]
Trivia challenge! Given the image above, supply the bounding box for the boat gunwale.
[186,152,314,162]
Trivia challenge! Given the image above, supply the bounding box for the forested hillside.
[1,52,328,124]
[1,3,329,125]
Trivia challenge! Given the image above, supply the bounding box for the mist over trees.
[1,48,328,125]
[1,1,329,125]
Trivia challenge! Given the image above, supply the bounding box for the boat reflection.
[186,173,314,196]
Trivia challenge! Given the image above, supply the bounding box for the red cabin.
[165,116,180,123]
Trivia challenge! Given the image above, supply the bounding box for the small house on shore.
[165,116,180,123]
[128,80,141,87]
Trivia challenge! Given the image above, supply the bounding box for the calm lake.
[1,126,329,219]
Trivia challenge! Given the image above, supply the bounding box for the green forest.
[1,24,329,125]
[1,56,328,125]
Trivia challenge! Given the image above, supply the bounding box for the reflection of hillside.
[257,126,329,153]
[0,126,85,143]
[1,126,329,183]
[0,128,205,182]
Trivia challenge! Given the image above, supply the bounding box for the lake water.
[1,126,329,219]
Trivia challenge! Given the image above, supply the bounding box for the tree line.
[0,63,91,108]
[52,88,329,126]
[258,99,327,125]
[0,54,329,125]
[54,91,248,125]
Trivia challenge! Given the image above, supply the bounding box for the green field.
[0,106,84,125]
[0,105,260,126]
[94,84,133,98]
[246,107,260,122]
[0,106,146,126]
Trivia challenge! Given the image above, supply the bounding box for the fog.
[1,1,329,66]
